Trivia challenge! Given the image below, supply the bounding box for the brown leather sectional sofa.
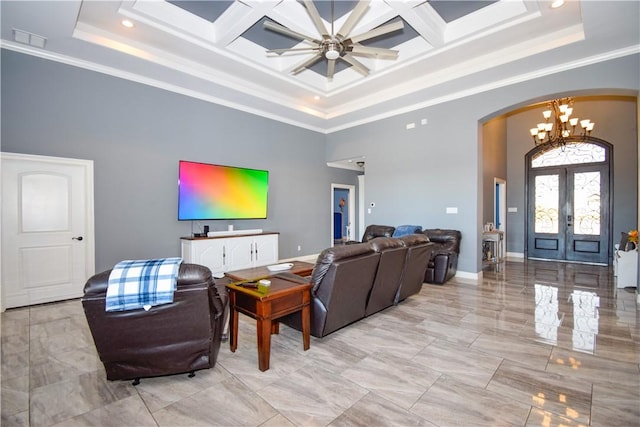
[82,263,227,383]
[281,234,434,338]
[351,225,461,285]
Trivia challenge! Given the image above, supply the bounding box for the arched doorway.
[525,136,613,265]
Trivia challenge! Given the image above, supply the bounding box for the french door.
[526,138,611,265]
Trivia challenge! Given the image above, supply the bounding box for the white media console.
[181,231,279,276]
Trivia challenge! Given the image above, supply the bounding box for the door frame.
[494,178,507,257]
[357,175,365,243]
[1,152,95,311]
[331,183,356,247]
[524,136,613,264]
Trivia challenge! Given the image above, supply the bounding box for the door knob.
[72,236,83,241]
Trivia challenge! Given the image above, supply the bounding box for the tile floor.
[1,259,638,426]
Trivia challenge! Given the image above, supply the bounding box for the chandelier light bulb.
[543,110,552,119]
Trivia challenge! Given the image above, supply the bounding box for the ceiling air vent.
[13,29,47,49]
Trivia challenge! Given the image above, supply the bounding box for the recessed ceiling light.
[121,19,134,28]
[550,0,565,8]
[313,95,320,100]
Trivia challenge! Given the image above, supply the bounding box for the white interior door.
[2,153,95,309]
[330,183,356,246]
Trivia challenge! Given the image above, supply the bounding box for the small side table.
[615,247,638,289]
[226,275,312,371]
[482,230,504,263]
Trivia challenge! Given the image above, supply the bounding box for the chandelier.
[529,97,595,146]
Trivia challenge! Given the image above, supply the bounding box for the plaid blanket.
[105,257,182,312]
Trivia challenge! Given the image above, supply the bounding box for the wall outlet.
[297,245,301,251]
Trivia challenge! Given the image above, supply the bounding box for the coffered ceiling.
[1,1,638,133]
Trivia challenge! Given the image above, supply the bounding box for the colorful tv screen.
[178,161,269,220]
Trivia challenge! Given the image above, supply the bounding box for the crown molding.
[2,40,638,135]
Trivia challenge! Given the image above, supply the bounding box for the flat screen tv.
[178,160,269,220]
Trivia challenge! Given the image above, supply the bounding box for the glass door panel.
[566,166,608,263]
[572,171,601,235]
[534,174,559,234]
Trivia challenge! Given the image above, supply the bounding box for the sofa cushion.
[396,233,431,247]
[423,229,461,253]
[311,243,375,292]
[361,225,396,242]
[369,236,404,252]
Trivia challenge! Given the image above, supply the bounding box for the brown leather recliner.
[423,229,462,284]
[395,234,434,302]
[82,263,227,383]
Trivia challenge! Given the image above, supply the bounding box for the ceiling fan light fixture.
[325,46,340,60]
[264,1,403,80]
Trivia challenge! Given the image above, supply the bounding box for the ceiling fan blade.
[263,20,320,44]
[348,20,404,44]
[302,0,330,39]
[267,47,321,55]
[291,52,323,75]
[327,58,336,81]
[349,44,399,60]
[342,53,369,76]
[337,1,369,39]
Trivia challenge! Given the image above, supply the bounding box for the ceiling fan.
[264,0,404,81]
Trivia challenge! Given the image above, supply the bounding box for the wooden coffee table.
[225,260,314,282]
[226,275,312,371]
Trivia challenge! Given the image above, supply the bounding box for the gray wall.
[3,49,638,276]
[1,50,360,272]
[482,116,508,227]
[326,54,640,274]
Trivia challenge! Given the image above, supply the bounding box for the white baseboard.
[455,270,482,281]
[506,251,525,259]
